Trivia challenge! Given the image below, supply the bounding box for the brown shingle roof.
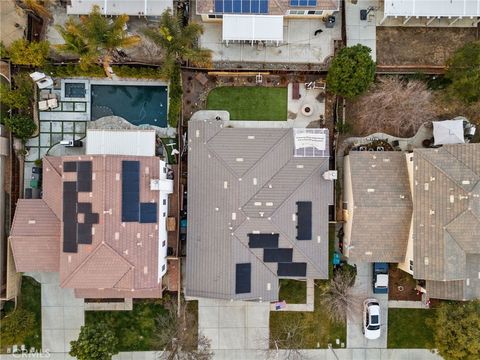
[9,199,60,272]
[42,157,63,219]
[345,152,412,262]
[413,144,480,300]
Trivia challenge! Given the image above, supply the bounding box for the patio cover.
[384,0,480,18]
[222,15,284,42]
[433,120,465,146]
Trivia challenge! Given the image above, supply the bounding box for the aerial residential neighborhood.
[0,0,479,359]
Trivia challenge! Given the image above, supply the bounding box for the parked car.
[372,262,389,294]
[363,299,381,340]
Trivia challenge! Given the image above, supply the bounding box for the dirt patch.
[389,267,422,301]
[377,27,478,66]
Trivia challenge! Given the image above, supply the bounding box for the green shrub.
[9,39,50,67]
[70,323,119,360]
[112,65,165,79]
[168,64,182,127]
[2,115,37,142]
[326,44,376,99]
[0,41,8,59]
[0,308,36,348]
[0,72,34,111]
[42,64,105,78]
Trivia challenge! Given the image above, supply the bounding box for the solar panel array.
[63,161,100,253]
[214,0,269,14]
[290,0,317,6]
[296,201,312,240]
[235,263,251,294]
[121,161,158,224]
[246,233,308,280]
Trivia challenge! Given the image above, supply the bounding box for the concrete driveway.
[347,263,388,349]
[197,298,270,352]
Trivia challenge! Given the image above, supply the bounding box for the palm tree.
[17,0,52,20]
[55,5,140,76]
[142,9,211,79]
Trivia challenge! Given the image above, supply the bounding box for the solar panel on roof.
[290,0,317,5]
[263,248,293,263]
[77,223,92,244]
[77,161,92,192]
[235,263,251,294]
[63,218,77,252]
[296,201,312,240]
[248,233,279,248]
[277,262,307,277]
[214,0,268,13]
[85,212,99,224]
[122,161,140,222]
[63,161,77,172]
[139,203,157,223]
[77,202,92,213]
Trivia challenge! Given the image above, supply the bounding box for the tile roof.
[413,144,480,300]
[9,200,60,272]
[345,152,412,262]
[186,119,332,301]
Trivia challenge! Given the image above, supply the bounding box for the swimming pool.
[91,85,168,127]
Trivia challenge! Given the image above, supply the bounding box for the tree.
[16,0,52,20]
[70,323,119,360]
[268,318,307,360]
[8,39,50,67]
[1,115,37,142]
[429,300,480,360]
[55,5,140,76]
[0,308,36,348]
[154,298,213,360]
[326,44,376,99]
[142,9,211,79]
[349,77,436,137]
[0,72,34,111]
[445,41,480,104]
[0,41,8,58]
[320,265,360,323]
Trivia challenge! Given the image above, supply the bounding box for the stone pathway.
[25,272,85,355]
[388,300,429,309]
[270,279,314,312]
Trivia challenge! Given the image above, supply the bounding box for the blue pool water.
[91,85,168,127]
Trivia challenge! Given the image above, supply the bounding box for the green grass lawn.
[85,300,167,351]
[206,87,288,120]
[270,280,346,349]
[160,137,178,164]
[278,280,307,304]
[0,276,42,352]
[388,308,436,348]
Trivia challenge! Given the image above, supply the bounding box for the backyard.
[0,276,42,352]
[388,308,436,348]
[207,87,288,121]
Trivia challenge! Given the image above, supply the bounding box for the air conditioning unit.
[323,170,338,181]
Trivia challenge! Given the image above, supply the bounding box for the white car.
[363,299,381,340]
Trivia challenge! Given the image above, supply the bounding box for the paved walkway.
[345,0,378,61]
[388,300,429,309]
[25,272,85,354]
[346,263,388,349]
[196,298,270,351]
[270,278,314,312]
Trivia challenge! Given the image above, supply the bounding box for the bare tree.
[267,318,308,360]
[349,77,436,137]
[155,298,213,360]
[320,267,362,323]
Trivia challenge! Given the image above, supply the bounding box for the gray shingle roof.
[413,144,480,301]
[186,119,332,301]
[344,152,412,262]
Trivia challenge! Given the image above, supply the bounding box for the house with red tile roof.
[8,150,173,299]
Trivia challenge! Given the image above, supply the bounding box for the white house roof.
[384,0,480,18]
[86,129,156,156]
[67,0,172,16]
[222,15,284,42]
[433,120,465,146]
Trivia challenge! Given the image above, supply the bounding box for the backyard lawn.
[207,87,288,120]
[388,308,436,348]
[270,280,346,349]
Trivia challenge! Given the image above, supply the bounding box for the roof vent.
[383,158,390,162]
[259,212,264,217]
[195,130,200,138]
[266,202,273,207]
[365,251,372,255]
[253,178,257,185]
[323,171,337,181]
[429,209,435,215]
[296,164,304,169]
[466,278,470,286]
[367,188,375,193]
[215,207,219,211]
[450,195,455,203]
[400,195,405,199]
[267,283,271,290]
[424,257,429,265]
[268,184,273,188]
[248,135,255,139]
[28,220,36,225]
[254,202,262,206]
[232,212,236,220]
[224,181,228,189]
[462,180,471,185]
[424,183,429,191]
[430,176,435,181]
[236,158,244,162]
[317,236,321,243]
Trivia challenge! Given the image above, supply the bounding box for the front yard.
[207,86,287,121]
[388,308,436,348]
